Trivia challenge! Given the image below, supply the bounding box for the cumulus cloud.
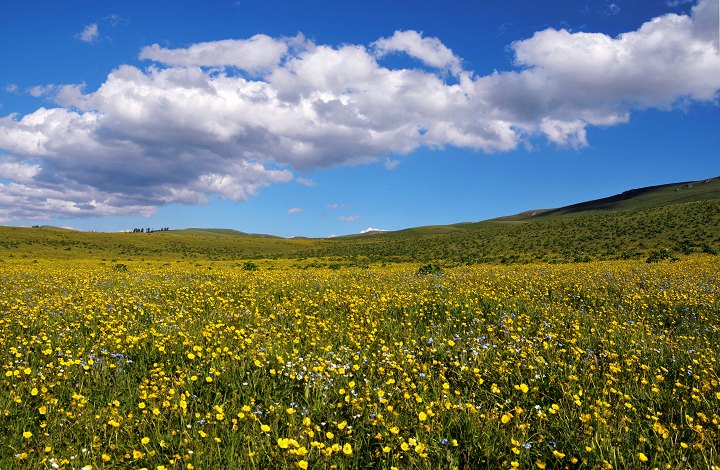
[1,1,719,221]
[340,215,359,222]
[27,84,56,98]
[287,207,304,214]
[139,34,292,72]
[0,161,41,182]
[76,23,99,43]
[540,119,588,148]
[373,30,463,76]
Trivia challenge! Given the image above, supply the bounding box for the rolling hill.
[496,176,720,221]
[168,228,280,238]
[1,176,718,264]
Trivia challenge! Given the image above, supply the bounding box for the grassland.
[499,176,720,220]
[1,177,718,265]
[2,257,719,469]
[1,177,719,468]
[299,199,720,264]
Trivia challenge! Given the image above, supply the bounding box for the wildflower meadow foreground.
[1,257,719,469]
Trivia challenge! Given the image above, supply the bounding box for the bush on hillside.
[417,264,442,276]
[646,248,678,263]
[242,262,259,271]
[701,244,718,255]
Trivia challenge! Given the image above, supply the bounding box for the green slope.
[306,199,720,263]
[1,176,718,263]
[497,176,720,221]
[305,176,720,263]
[335,177,720,239]
[0,226,319,261]
[168,228,280,238]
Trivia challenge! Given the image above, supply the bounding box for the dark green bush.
[417,264,442,276]
[242,262,259,271]
[674,240,695,255]
[701,244,718,255]
[646,248,677,263]
[620,248,640,260]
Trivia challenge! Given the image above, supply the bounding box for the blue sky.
[1,0,718,237]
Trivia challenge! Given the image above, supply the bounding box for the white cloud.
[287,207,304,214]
[4,84,18,94]
[0,179,156,220]
[340,215,359,222]
[0,1,718,220]
[384,158,401,170]
[360,227,386,234]
[326,203,346,209]
[540,118,588,148]
[193,162,292,201]
[0,161,41,182]
[27,85,56,98]
[76,23,99,44]
[295,177,317,187]
[139,34,292,71]
[374,30,463,76]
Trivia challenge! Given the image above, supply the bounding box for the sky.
[0,0,719,237]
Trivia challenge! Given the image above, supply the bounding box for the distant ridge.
[496,176,720,221]
[297,175,720,263]
[1,175,719,264]
[136,176,720,238]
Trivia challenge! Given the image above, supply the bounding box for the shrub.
[646,248,677,263]
[417,264,442,276]
[674,240,695,255]
[620,248,640,260]
[701,244,718,255]
[242,262,259,271]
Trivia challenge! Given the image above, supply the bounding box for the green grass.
[1,176,718,264]
[168,228,280,238]
[0,226,316,261]
[1,177,719,468]
[301,200,720,264]
[1,258,719,468]
[497,176,720,220]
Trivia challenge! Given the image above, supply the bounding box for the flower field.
[1,257,719,469]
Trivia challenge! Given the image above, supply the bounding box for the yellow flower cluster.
[0,256,718,468]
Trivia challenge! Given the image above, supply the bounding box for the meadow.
[1,256,719,469]
[1,197,718,266]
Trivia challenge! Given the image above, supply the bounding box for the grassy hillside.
[305,199,720,264]
[168,228,280,238]
[498,176,720,220]
[1,176,718,263]
[300,176,720,263]
[0,226,319,261]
